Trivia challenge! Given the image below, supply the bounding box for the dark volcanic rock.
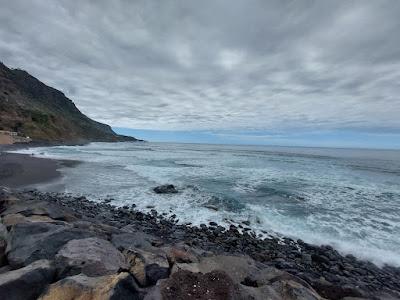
[2,190,400,300]
[55,237,127,277]
[0,259,55,300]
[1,200,77,222]
[6,222,95,268]
[122,248,170,287]
[153,184,178,194]
[112,231,156,252]
[145,263,170,286]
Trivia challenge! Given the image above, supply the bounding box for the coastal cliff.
[0,62,137,144]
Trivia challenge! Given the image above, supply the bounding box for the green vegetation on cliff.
[0,62,137,143]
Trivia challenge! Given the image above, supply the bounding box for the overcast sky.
[1,1,400,147]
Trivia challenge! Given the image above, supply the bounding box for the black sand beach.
[0,149,81,189]
[0,152,62,188]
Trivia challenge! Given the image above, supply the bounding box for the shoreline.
[0,149,400,298]
[0,151,81,189]
[0,189,399,299]
[0,152,62,188]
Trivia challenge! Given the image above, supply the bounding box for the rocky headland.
[0,61,139,144]
[1,187,399,300]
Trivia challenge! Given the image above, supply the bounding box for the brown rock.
[159,270,243,300]
[123,248,169,287]
[2,213,59,227]
[164,245,199,264]
[38,272,142,300]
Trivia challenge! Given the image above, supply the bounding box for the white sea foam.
[10,142,400,267]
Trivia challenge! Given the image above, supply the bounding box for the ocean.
[14,142,400,267]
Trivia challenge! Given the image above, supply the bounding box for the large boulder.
[112,231,170,287]
[172,255,271,284]
[312,278,366,299]
[172,255,323,300]
[6,222,95,268]
[153,185,178,194]
[55,237,128,277]
[38,272,143,300]
[241,279,323,300]
[145,270,244,300]
[123,248,170,287]
[0,259,55,300]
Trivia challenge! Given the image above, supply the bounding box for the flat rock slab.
[2,213,62,227]
[56,237,128,277]
[1,200,77,221]
[39,272,142,300]
[6,222,95,268]
[0,259,55,300]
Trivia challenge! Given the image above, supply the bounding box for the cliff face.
[0,62,137,143]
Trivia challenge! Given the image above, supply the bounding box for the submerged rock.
[153,184,178,194]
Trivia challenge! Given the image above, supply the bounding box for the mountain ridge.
[0,62,138,144]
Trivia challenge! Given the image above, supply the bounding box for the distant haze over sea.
[114,128,400,150]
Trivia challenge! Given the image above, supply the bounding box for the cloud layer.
[1,0,399,132]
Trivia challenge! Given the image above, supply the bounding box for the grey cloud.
[0,0,399,132]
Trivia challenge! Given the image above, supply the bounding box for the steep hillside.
[0,62,137,143]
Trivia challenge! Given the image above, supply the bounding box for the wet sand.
[0,152,64,188]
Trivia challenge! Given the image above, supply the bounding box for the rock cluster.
[0,189,399,299]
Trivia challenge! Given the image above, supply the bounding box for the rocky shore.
[0,188,399,300]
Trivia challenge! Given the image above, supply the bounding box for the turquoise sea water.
[14,142,400,266]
